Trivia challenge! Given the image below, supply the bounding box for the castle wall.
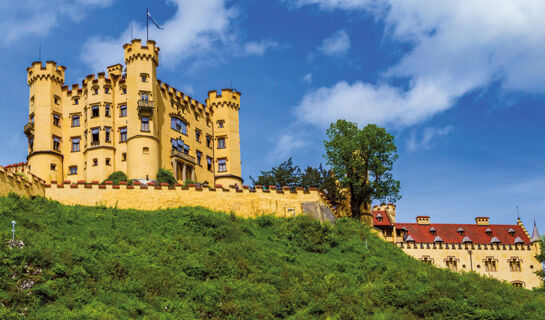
[398,242,542,289]
[0,166,45,198]
[43,183,336,219]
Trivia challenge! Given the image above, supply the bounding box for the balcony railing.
[23,122,34,136]
[137,100,154,115]
[171,149,196,164]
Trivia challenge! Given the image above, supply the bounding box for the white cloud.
[318,30,350,56]
[267,133,308,162]
[242,40,279,56]
[406,125,453,152]
[290,1,545,128]
[302,73,313,84]
[1,0,114,45]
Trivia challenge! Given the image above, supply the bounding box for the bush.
[156,168,177,185]
[102,171,128,184]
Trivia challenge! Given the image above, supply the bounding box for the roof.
[371,210,393,227]
[394,222,532,244]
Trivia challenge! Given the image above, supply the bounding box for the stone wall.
[0,166,45,198]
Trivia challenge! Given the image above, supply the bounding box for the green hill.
[0,194,544,319]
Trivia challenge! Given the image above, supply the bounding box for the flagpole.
[146,8,149,42]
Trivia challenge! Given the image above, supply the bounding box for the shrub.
[156,168,177,185]
[102,171,128,184]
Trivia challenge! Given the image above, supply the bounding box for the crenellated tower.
[26,61,66,183]
[123,39,160,180]
[207,89,242,186]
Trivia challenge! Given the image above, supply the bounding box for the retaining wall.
[0,166,45,198]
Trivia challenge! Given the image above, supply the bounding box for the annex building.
[372,204,542,289]
[24,39,242,186]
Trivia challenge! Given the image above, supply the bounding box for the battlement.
[0,165,45,198]
[107,64,123,78]
[207,89,241,109]
[27,61,66,86]
[398,241,535,252]
[158,80,208,112]
[123,39,160,66]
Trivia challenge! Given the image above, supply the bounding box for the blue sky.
[1,0,544,232]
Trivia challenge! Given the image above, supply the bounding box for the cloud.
[1,0,114,45]
[242,40,279,56]
[290,1,545,128]
[318,30,350,56]
[267,133,308,162]
[406,125,453,152]
[302,73,313,84]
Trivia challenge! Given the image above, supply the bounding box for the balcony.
[23,122,34,136]
[171,149,195,164]
[137,100,154,115]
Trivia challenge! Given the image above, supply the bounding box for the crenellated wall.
[43,182,337,220]
[0,166,45,198]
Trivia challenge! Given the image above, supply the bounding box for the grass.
[0,193,544,319]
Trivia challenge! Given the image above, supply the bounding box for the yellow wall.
[43,184,333,218]
[0,166,45,198]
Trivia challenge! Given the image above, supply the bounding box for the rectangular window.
[106,158,111,166]
[120,128,127,142]
[91,105,99,118]
[105,127,111,142]
[446,258,457,271]
[141,116,150,132]
[218,159,227,172]
[120,105,127,117]
[207,156,213,171]
[29,138,33,152]
[509,260,522,272]
[91,128,100,146]
[121,87,127,95]
[93,88,98,95]
[485,259,497,272]
[195,129,201,142]
[104,87,110,94]
[69,166,77,175]
[196,151,202,165]
[74,98,79,105]
[52,136,60,151]
[105,105,111,117]
[171,117,187,134]
[141,75,148,82]
[50,163,56,171]
[141,93,149,101]
[122,153,127,161]
[217,120,225,128]
[218,137,226,149]
[71,138,80,152]
[206,135,212,148]
[53,114,60,127]
[72,115,80,127]
[92,158,98,166]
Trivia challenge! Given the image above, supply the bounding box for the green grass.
[0,193,544,319]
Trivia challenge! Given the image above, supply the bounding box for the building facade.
[24,39,242,186]
[372,204,542,289]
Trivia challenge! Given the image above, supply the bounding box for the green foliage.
[102,171,127,185]
[324,120,401,217]
[251,157,301,187]
[0,195,543,318]
[156,168,177,185]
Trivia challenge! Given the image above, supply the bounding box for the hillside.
[0,194,544,319]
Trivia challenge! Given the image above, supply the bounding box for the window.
[93,87,98,95]
[29,138,33,152]
[141,116,150,132]
[218,137,226,149]
[92,158,98,166]
[74,98,79,105]
[91,105,99,118]
[105,127,111,142]
[120,105,127,117]
[421,256,433,264]
[121,87,127,95]
[171,117,187,134]
[509,258,522,272]
[484,257,497,272]
[69,166,77,175]
[141,74,148,82]
[207,156,213,171]
[196,151,202,165]
[54,96,60,104]
[445,257,457,271]
[72,115,80,127]
[217,120,225,128]
[120,128,127,142]
[143,147,149,154]
[512,281,524,288]
[141,93,149,101]
[206,135,212,148]
[30,114,34,123]
[53,136,60,151]
[53,114,60,127]
[195,129,201,142]
[104,87,110,94]
[218,158,227,172]
[71,138,80,152]
[106,158,111,166]
[91,128,100,146]
[105,105,111,117]
[122,153,127,161]
[50,163,56,171]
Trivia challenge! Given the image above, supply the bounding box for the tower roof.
[532,220,541,242]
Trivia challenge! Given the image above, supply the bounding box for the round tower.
[124,39,161,181]
[26,61,66,183]
[207,89,243,187]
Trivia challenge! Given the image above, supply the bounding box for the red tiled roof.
[394,222,531,245]
[372,210,393,227]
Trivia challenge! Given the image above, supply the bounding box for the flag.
[147,10,164,30]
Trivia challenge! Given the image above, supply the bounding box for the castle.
[24,39,242,187]
[372,204,542,289]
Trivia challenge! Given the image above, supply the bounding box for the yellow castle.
[24,39,242,186]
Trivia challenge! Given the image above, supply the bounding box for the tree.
[102,171,128,184]
[324,119,400,219]
[300,164,344,207]
[156,168,177,186]
[250,157,301,187]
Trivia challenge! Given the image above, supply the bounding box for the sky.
[1,0,544,233]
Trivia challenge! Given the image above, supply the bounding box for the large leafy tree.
[324,119,400,219]
[250,157,302,187]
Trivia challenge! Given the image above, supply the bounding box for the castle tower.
[207,89,242,186]
[123,39,160,181]
[26,61,66,183]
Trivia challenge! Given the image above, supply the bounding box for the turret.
[123,39,161,181]
[26,61,66,183]
[207,89,242,187]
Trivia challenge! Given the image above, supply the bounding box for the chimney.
[475,217,490,226]
[416,216,430,225]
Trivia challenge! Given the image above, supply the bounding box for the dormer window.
[433,235,443,243]
[376,213,383,222]
[457,227,464,236]
[485,227,493,236]
[508,228,516,236]
[429,227,436,235]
